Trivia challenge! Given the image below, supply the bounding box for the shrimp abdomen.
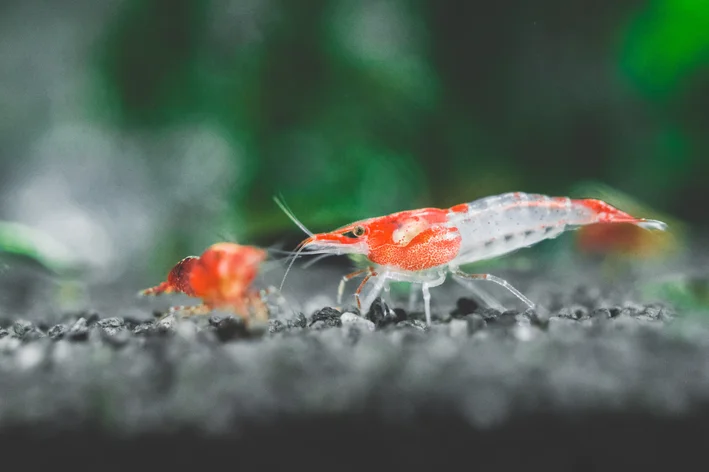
[448,192,666,265]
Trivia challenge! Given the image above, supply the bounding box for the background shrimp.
[139,242,274,324]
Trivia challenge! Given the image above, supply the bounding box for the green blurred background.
[0,0,708,287]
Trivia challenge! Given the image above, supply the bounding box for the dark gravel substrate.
[2,288,709,470]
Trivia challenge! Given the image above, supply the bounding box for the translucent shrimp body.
[278,192,668,327]
[448,192,667,266]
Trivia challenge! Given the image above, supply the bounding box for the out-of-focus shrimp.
[139,242,270,323]
[276,192,668,326]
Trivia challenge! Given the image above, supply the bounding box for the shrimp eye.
[343,225,366,238]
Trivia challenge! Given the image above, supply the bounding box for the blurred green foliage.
[91,0,709,251]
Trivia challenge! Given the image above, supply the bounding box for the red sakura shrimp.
[275,192,668,327]
[139,242,272,324]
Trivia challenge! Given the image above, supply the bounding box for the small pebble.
[68,317,89,341]
[340,312,375,331]
[133,322,156,336]
[393,308,408,322]
[366,298,399,328]
[557,305,588,320]
[269,319,285,334]
[395,319,427,331]
[98,317,126,337]
[13,320,34,338]
[0,328,9,339]
[590,308,612,320]
[157,314,176,332]
[475,308,503,323]
[286,313,307,329]
[85,311,101,326]
[209,315,248,342]
[453,297,479,317]
[493,310,518,327]
[309,307,342,328]
[48,324,68,340]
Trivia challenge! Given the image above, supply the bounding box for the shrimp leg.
[451,268,535,310]
[450,275,506,311]
[338,268,369,305]
[360,270,447,326]
[421,272,447,327]
[353,267,379,310]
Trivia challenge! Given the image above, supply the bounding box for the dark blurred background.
[0,0,707,300]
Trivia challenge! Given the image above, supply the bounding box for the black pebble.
[366,298,399,328]
[475,308,502,323]
[393,308,408,323]
[494,310,518,327]
[0,328,8,339]
[452,298,480,317]
[309,307,342,328]
[48,324,68,340]
[209,315,248,342]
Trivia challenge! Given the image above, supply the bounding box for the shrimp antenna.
[273,194,314,237]
[272,193,317,291]
[278,239,308,292]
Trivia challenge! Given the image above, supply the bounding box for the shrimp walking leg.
[450,276,506,311]
[337,268,369,305]
[451,269,535,309]
[358,271,394,314]
[354,267,378,310]
[421,272,447,326]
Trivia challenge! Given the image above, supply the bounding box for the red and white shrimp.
[139,242,271,323]
[276,192,668,326]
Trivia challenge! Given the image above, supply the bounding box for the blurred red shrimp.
[139,242,270,323]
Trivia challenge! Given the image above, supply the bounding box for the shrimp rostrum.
[276,192,668,327]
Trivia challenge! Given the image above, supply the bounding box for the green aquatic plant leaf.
[0,221,83,276]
